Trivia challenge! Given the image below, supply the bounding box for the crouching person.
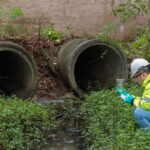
[116,58,150,132]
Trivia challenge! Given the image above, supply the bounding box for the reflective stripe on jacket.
[133,74,150,110]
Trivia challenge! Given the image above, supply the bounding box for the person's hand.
[124,94,134,104]
[116,87,128,96]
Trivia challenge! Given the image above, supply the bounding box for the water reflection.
[44,142,78,150]
[43,128,85,150]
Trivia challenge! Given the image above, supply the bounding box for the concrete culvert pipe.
[57,39,128,97]
[0,42,38,98]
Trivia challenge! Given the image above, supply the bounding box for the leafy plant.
[113,0,150,60]
[94,0,150,60]
[0,6,29,37]
[79,81,150,150]
[112,0,148,22]
[41,23,64,42]
[0,95,58,150]
[8,7,24,21]
[66,25,75,37]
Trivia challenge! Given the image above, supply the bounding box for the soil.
[0,35,77,100]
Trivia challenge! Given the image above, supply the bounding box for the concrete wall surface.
[1,0,146,40]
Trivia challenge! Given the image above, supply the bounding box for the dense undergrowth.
[53,81,150,150]
[79,81,150,150]
[1,81,150,150]
[0,95,59,150]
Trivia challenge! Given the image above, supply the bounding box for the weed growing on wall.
[41,23,64,42]
[112,0,150,61]
[79,81,150,150]
[0,95,59,150]
[94,0,150,61]
[8,7,24,20]
[94,26,150,61]
[112,0,148,22]
[121,27,148,57]
[0,6,27,36]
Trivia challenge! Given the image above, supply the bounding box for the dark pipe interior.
[74,45,121,91]
[0,51,32,97]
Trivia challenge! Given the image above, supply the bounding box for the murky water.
[42,128,85,150]
[44,143,78,150]
[36,100,86,150]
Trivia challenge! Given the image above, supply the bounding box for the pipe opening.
[0,51,32,97]
[74,45,121,91]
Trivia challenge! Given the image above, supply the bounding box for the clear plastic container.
[116,79,124,90]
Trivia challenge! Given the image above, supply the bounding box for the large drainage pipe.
[57,39,128,97]
[0,42,38,98]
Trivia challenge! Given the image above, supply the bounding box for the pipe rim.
[0,41,38,98]
[68,39,128,96]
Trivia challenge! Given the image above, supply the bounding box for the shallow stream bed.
[36,99,86,150]
[42,127,85,150]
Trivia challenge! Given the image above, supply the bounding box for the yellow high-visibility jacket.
[133,74,150,110]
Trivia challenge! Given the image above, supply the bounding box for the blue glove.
[124,94,134,104]
[116,87,128,96]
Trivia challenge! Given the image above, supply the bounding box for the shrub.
[80,81,150,150]
[41,23,63,42]
[0,95,58,150]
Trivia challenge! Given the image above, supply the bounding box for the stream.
[42,127,85,150]
[37,99,86,150]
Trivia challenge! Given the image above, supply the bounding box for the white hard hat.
[130,58,150,77]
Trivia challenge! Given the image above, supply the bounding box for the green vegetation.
[113,0,150,61]
[0,95,58,150]
[95,25,150,60]
[8,7,24,20]
[79,81,150,150]
[0,6,75,41]
[48,81,150,149]
[120,26,150,59]
[1,82,148,149]
[41,23,63,42]
[0,6,27,36]
[36,24,75,42]
[94,0,150,61]
[0,2,150,150]
[112,0,147,22]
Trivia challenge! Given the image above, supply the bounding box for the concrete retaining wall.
[2,0,146,40]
